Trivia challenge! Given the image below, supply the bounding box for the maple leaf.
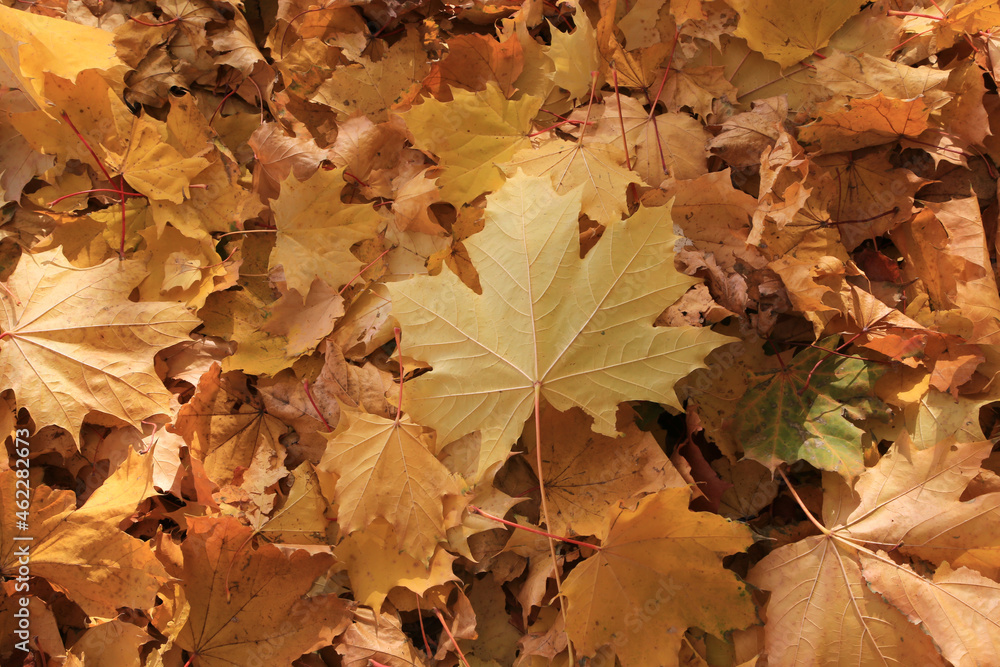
[199,288,299,376]
[548,13,600,100]
[334,520,460,611]
[318,410,466,561]
[562,487,755,667]
[503,139,641,221]
[389,171,733,475]
[160,516,353,666]
[807,149,925,251]
[798,93,932,153]
[735,337,887,477]
[726,0,865,68]
[838,434,999,575]
[748,530,945,666]
[749,434,1000,666]
[171,363,289,509]
[269,166,382,294]
[0,92,53,203]
[311,27,429,121]
[70,620,150,663]
[262,278,345,358]
[399,81,542,206]
[423,33,525,99]
[0,4,125,109]
[591,94,710,185]
[0,248,199,438]
[102,112,211,205]
[0,447,169,617]
[138,224,229,309]
[249,462,332,546]
[523,403,684,537]
[892,197,1000,352]
[4,0,1000,663]
[859,558,1000,667]
[337,608,429,667]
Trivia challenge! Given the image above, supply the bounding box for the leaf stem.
[777,467,832,537]
[393,327,404,424]
[530,386,577,667]
[303,380,332,432]
[612,68,639,204]
[826,207,899,226]
[468,505,598,551]
[576,72,600,147]
[129,15,182,26]
[433,608,472,667]
[60,111,129,260]
[415,593,433,657]
[215,229,279,239]
[48,188,147,207]
[338,245,392,295]
[887,9,944,20]
[647,27,680,119]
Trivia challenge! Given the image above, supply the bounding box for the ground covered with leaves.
[1,0,1000,665]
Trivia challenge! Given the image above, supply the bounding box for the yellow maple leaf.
[199,288,298,376]
[503,139,641,221]
[0,248,199,438]
[103,112,211,205]
[548,12,600,100]
[398,81,542,206]
[0,447,168,617]
[388,171,733,476]
[318,410,466,562]
[138,224,228,309]
[269,166,382,294]
[0,4,125,109]
[726,0,865,68]
[311,26,429,121]
[334,520,460,611]
[749,433,1000,667]
[562,487,755,667]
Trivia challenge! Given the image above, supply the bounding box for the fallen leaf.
[389,171,732,475]
[164,515,352,666]
[0,248,199,438]
[319,410,466,561]
[562,487,755,667]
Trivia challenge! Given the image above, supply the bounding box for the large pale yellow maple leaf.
[0,248,199,438]
[388,171,733,476]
